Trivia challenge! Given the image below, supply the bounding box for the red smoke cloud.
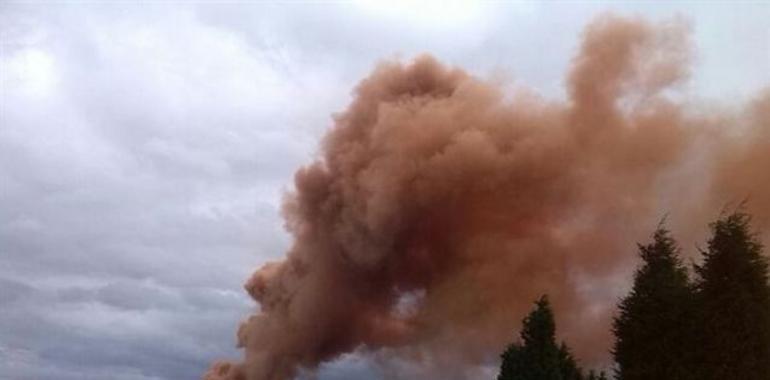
[205,14,770,380]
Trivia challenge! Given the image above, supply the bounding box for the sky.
[1,2,769,379]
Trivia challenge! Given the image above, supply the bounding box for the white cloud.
[2,48,58,98]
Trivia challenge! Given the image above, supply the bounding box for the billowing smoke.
[205,14,770,380]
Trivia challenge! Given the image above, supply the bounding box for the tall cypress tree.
[693,211,770,380]
[612,226,695,380]
[498,296,583,380]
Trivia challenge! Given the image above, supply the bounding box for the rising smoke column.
[205,14,769,380]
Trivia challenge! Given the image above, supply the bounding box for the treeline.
[497,211,770,380]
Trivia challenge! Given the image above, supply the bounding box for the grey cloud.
[0,277,249,380]
[0,278,36,306]
[1,4,299,379]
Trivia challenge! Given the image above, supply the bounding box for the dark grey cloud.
[1,2,768,380]
[1,3,302,379]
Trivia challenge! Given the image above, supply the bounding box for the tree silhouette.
[612,226,695,380]
[693,211,770,380]
[502,212,770,380]
[558,342,583,380]
[498,296,583,380]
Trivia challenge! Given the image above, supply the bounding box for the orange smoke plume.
[205,14,769,380]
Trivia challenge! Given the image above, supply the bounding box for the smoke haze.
[206,14,769,380]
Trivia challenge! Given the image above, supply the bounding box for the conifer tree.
[558,342,583,380]
[693,211,770,380]
[612,226,695,380]
[498,296,584,380]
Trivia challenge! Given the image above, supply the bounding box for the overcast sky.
[1,2,769,379]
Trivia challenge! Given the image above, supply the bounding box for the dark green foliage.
[501,212,770,380]
[498,296,584,380]
[612,226,696,380]
[692,211,770,380]
[558,343,583,380]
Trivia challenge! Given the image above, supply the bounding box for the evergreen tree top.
[692,210,770,380]
[704,211,763,257]
[498,295,584,380]
[625,225,690,302]
[696,210,769,293]
[521,295,556,347]
[612,224,695,380]
[640,227,679,263]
